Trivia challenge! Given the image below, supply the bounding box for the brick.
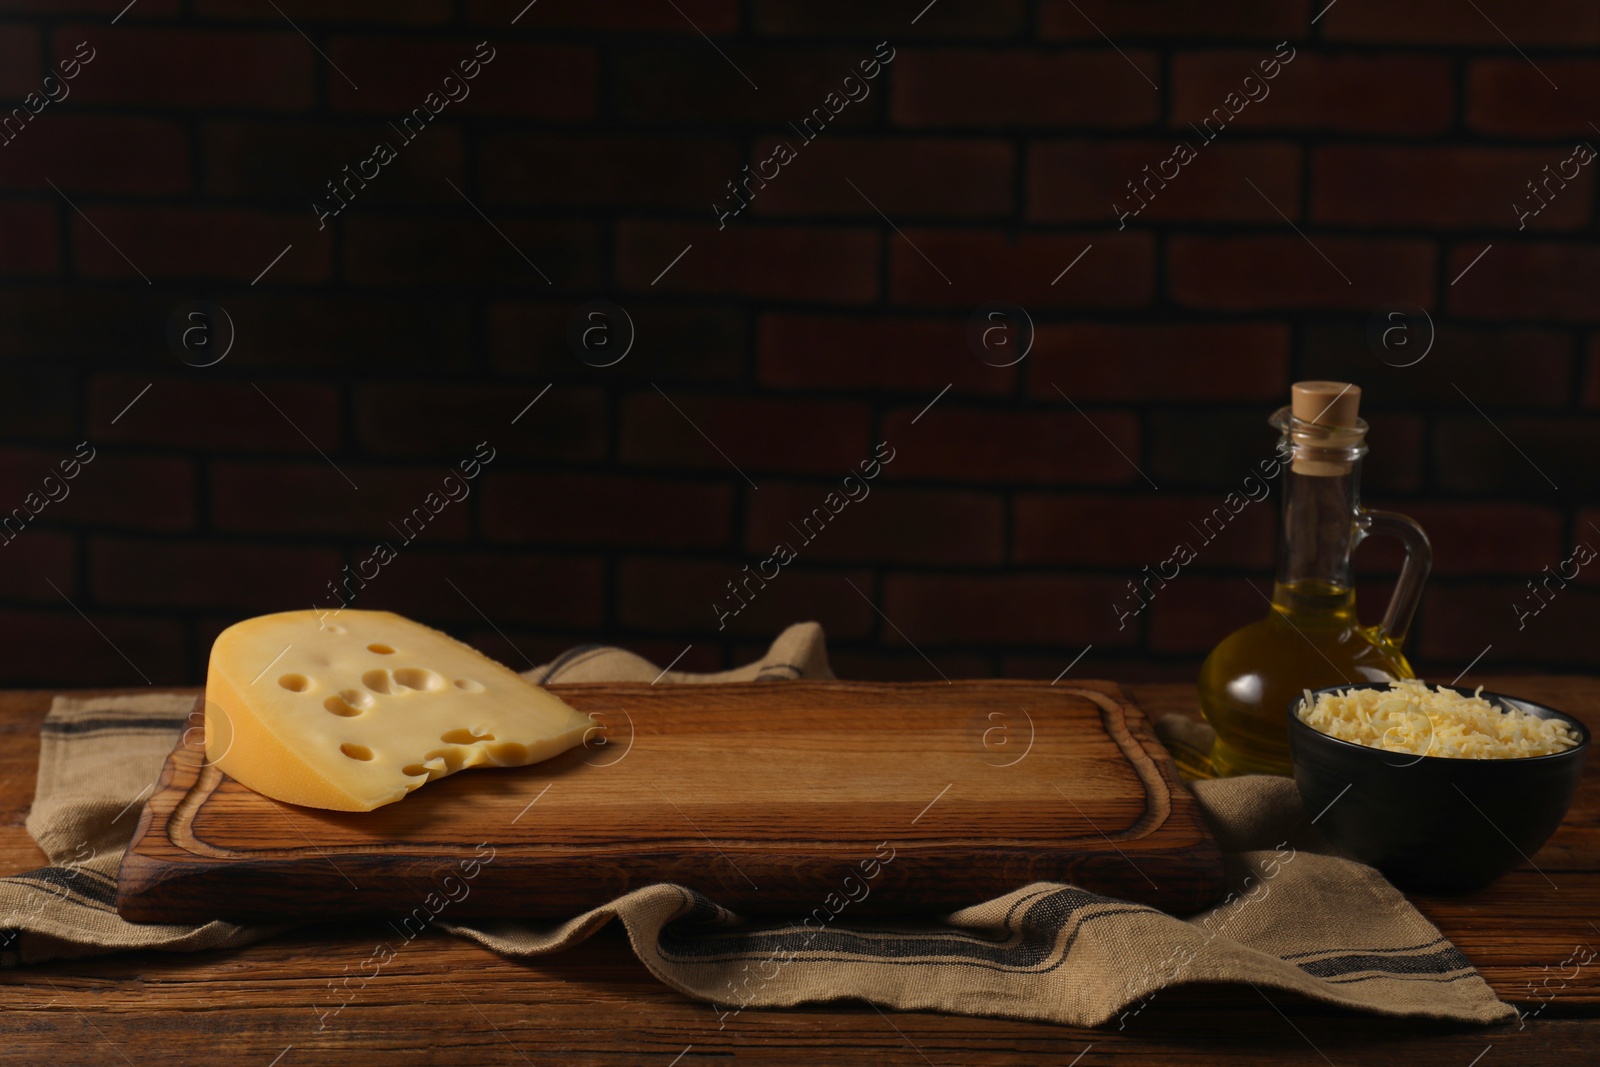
[0,530,75,601]
[0,446,195,531]
[328,40,596,119]
[1418,583,1600,668]
[0,610,187,688]
[1172,51,1453,135]
[1302,323,1573,407]
[71,205,331,282]
[614,45,884,124]
[1581,512,1600,574]
[1468,61,1600,137]
[1347,530,1403,578]
[468,0,739,31]
[46,454,196,531]
[881,406,1142,486]
[1323,0,1600,45]
[1168,236,1434,310]
[749,137,1013,218]
[490,302,748,382]
[479,134,739,210]
[204,121,464,203]
[0,0,175,11]
[1145,410,1286,490]
[0,116,189,195]
[889,231,1153,309]
[343,216,598,289]
[0,109,43,154]
[89,376,340,455]
[57,27,314,109]
[758,314,1015,395]
[197,0,452,22]
[619,557,875,638]
[828,649,994,682]
[1313,146,1592,231]
[348,550,606,629]
[0,289,151,360]
[893,49,1159,128]
[1026,323,1289,402]
[1148,409,1424,494]
[1354,502,1564,578]
[1028,140,1300,225]
[0,28,40,97]
[91,538,340,609]
[1146,576,1266,655]
[754,0,1023,36]
[482,472,734,549]
[615,220,878,304]
[0,202,57,276]
[0,370,76,440]
[1043,0,1307,39]
[215,294,475,371]
[1361,414,1427,495]
[745,483,1006,565]
[882,573,1136,646]
[1014,493,1276,568]
[1447,242,1600,322]
[1434,416,1600,495]
[355,384,606,461]
[619,392,872,475]
[211,461,474,541]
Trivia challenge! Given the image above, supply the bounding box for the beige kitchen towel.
[0,622,1516,1028]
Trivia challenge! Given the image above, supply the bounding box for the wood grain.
[116,680,1226,923]
[3,680,1598,1065]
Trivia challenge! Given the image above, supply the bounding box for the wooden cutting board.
[117,680,1225,923]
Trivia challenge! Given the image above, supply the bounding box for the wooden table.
[2,679,1596,1066]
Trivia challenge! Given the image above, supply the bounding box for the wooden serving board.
[117,680,1225,923]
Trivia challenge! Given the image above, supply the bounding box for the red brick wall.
[1,1,1597,686]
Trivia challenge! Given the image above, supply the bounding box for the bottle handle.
[1356,509,1432,648]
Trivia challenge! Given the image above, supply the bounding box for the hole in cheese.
[394,667,445,692]
[454,678,485,693]
[278,673,312,692]
[367,643,395,654]
[324,691,369,717]
[340,743,375,761]
[363,668,393,694]
[440,727,495,744]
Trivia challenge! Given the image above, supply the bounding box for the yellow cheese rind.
[206,609,592,811]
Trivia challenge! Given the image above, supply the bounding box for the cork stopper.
[1291,381,1361,429]
[1287,381,1363,476]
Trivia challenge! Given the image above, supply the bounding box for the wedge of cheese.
[205,609,593,811]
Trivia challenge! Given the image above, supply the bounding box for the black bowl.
[1287,682,1590,893]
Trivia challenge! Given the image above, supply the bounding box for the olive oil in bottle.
[1196,382,1432,778]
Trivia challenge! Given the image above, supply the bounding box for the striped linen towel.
[0,622,1514,1027]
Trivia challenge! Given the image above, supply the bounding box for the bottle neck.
[1274,464,1360,599]
[1270,411,1368,617]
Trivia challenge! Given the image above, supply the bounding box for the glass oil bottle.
[1195,382,1433,777]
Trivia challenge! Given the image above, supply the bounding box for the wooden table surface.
[2,678,1597,1066]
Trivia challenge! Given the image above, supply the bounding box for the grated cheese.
[1297,679,1579,759]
